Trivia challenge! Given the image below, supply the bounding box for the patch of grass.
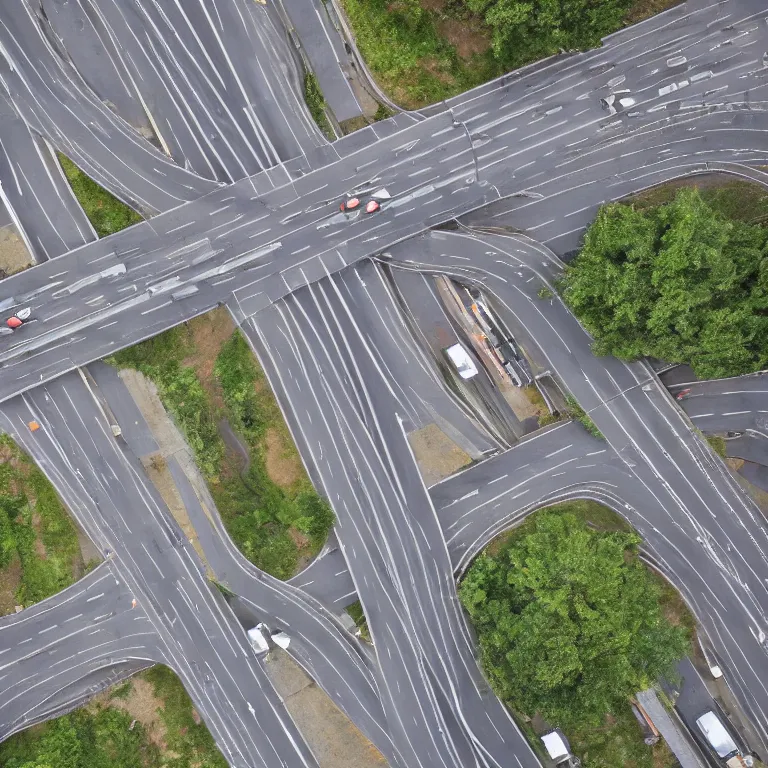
[339,0,504,108]
[303,73,335,141]
[705,434,727,458]
[631,178,768,225]
[213,331,334,578]
[0,698,161,768]
[111,323,334,580]
[565,395,603,439]
[0,665,229,768]
[624,0,683,25]
[143,666,228,768]
[345,599,371,642]
[57,153,143,237]
[341,0,678,109]
[0,435,84,613]
[110,327,222,478]
[374,104,395,121]
[537,285,553,299]
[110,681,133,700]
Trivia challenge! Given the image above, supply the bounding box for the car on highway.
[694,709,753,767]
[248,624,270,654]
[339,197,360,212]
[444,343,479,379]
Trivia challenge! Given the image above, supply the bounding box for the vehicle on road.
[444,343,479,379]
[694,710,753,767]
[365,200,380,214]
[248,624,270,654]
[540,728,580,767]
[339,197,360,212]
[5,306,31,330]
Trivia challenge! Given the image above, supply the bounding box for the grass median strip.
[0,435,88,615]
[57,152,143,237]
[110,310,334,580]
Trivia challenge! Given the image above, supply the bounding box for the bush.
[57,153,143,237]
[561,188,768,379]
[565,395,603,439]
[459,509,690,728]
[303,73,334,140]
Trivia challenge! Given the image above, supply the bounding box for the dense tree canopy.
[465,0,631,62]
[459,512,689,726]
[560,188,768,379]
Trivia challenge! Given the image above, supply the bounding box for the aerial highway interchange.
[1,0,768,766]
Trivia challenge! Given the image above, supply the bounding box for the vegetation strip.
[110,314,334,580]
[303,73,336,141]
[57,153,143,238]
[0,435,89,614]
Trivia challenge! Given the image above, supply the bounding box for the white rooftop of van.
[696,711,738,758]
[247,625,269,654]
[445,343,478,379]
[541,730,569,761]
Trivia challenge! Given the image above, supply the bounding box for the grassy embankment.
[340,0,680,109]
[345,600,371,642]
[57,153,143,237]
[0,666,227,768]
[304,73,336,140]
[111,314,334,580]
[471,500,694,768]
[0,435,90,616]
[630,177,768,223]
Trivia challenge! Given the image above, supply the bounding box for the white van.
[444,343,478,379]
[247,624,269,654]
[695,711,751,767]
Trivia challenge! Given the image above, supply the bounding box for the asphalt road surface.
[0,375,319,768]
[386,228,768,754]
[4,0,768,765]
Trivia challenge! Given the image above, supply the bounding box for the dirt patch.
[726,457,745,472]
[265,649,387,768]
[0,555,22,616]
[263,427,304,491]
[102,678,175,755]
[140,452,210,576]
[436,18,491,59]
[420,57,456,86]
[0,224,32,275]
[408,423,472,486]
[181,308,235,411]
[502,384,541,422]
[31,512,47,560]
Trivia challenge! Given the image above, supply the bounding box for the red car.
[339,197,360,212]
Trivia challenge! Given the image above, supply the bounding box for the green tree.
[459,512,689,726]
[465,0,631,62]
[560,188,768,379]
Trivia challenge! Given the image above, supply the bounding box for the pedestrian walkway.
[635,689,707,768]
